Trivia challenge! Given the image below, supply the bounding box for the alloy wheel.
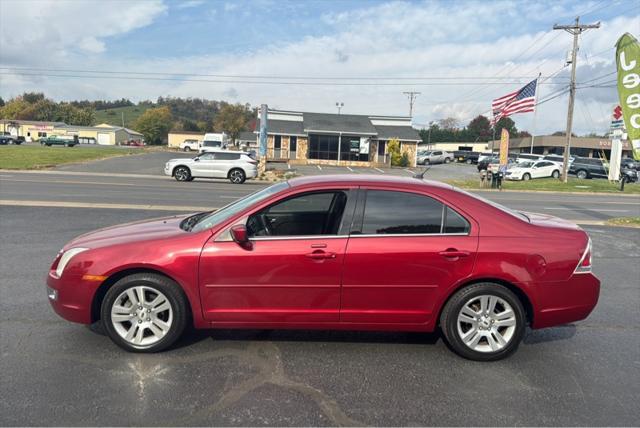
[456,295,517,353]
[110,286,173,348]
[175,167,189,181]
[230,169,245,184]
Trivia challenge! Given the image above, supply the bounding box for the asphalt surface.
[1,170,638,222]
[0,206,638,426]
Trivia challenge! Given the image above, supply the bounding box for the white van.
[200,133,229,153]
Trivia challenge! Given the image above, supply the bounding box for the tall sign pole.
[553,17,600,182]
[258,104,268,175]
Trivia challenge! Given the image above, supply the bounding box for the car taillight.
[247,159,257,164]
[574,238,592,274]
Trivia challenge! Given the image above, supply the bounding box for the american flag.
[491,78,538,125]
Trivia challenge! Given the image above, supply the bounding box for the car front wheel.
[522,173,531,181]
[576,170,588,179]
[101,273,188,353]
[174,166,191,182]
[444,158,451,164]
[228,168,246,184]
[440,283,526,361]
[183,147,191,152]
[551,170,560,178]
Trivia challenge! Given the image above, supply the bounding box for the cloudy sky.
[0,0,638,135]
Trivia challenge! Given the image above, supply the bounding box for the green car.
[40,136,78,147]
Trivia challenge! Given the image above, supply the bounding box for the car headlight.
[55,247,89,277]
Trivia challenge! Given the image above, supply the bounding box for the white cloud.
[0,0,636,136]
[175,0,205,9]
[0,0,167,61]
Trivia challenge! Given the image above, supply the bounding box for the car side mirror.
[194,157,200,162]
[230,225,251,249]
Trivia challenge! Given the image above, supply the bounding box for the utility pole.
[403,91,420,117]
[553,17,600,182]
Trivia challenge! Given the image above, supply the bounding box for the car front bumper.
[46,271,103,324]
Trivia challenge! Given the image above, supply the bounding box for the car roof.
[287,174,453,190]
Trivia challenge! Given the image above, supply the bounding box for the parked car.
[417,150,454,165]
[179,139,200,152]
[620,158,638,170]
[164,150,257,184]
[505,160,562,181]
[1,133,24,145]
[543,154,574,166]
[569,157,608,179]
[200,132,229,153]
[40,136,78,147]
[477,152,494,163]
[454,151,480,164]
[0,135,13,145]
[514,153,543,164]
[46,175,600,360]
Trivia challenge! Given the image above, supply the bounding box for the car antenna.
[413,165,431,180]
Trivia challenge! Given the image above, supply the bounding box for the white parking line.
[542,207,630,213]
[317,165,322,171]
[374,168,385,173]
[403,168,414,175]
[346,166,354,172]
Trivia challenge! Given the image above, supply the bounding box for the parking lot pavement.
[1,206,638,426]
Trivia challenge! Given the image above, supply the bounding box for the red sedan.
[46,175,599,360]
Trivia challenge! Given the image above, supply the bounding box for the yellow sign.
[499,129,509,166]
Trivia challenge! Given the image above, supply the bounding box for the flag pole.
[530,73,542,154]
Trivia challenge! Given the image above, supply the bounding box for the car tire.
[551,170,560,178]
[174,166,191,182]
[228,168,246,184]
[183,147,191,152]
[466,159,472,164]
[444,158,451,164]
[576,170,588,179]
[440,283,526,361]
[101,273,188,353]
[522,173,531,181]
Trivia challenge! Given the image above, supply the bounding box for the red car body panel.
[47,175,600,334]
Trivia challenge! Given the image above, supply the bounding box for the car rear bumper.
[532,273,600,329]
[46,272,101,324]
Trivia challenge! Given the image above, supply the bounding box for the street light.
[336,102,344,114]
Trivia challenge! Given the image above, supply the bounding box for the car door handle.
[305,250,336,260]
[438,249,470,258]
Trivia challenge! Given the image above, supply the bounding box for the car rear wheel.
[440,283,526,361]
[183,146,191,152]
[576,169,588,179]
[522,173,531,181]
[174,166,191,182]
[444,158,451,164]
[101,273,188,353]
[466,159,472,164]
[228,168,246,184]
[551,170,560,178]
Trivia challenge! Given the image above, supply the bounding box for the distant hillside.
[94,105,152,128]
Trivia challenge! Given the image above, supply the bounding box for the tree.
[438,117,459,131]
[467,115,492,141]
[0,98,30,119]
[387,138,403,166]
[493,117,518,137]
[213,103,250,144]
[133,106,172,145]
[0,97,4,107]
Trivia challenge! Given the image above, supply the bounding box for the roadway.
[1,170,638,223]
[0,206,638,425]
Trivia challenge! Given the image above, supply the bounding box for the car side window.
[214,153,241,161]
[360,190,469,235]
[246,191,351,238]
[198,153,215,160]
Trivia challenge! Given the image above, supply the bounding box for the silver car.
[417,150,454,165]
[164,150,258,184]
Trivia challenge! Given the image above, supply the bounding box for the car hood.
[167,158,195,164]
[64,214,193,250]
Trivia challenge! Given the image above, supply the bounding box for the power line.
[0,66,567,81]
[0,71,569,87]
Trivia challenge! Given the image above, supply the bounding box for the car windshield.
[188,181,289,232]
[455,188,530,222]
[518,161,534,168]
[203,141,221,147]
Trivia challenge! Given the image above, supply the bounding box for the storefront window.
[309,134,369,162]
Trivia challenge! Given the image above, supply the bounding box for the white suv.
[164,150,258,184]
[179,139,200,152]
